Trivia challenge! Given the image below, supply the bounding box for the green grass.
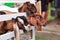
[35,36,46,40]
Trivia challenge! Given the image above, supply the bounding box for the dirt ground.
[42,19,60,33]
[36,19,60,40]
[36,31,60,40]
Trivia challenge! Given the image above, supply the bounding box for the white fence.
[0,13,35,40]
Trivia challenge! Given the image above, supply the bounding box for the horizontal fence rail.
[0,6,18,12]
[0,31,14,40]
[0,13,26,21]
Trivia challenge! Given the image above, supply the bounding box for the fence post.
[31,26,35,40]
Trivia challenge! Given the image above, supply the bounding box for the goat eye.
[36,16,40,19]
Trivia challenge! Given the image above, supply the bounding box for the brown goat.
[18,2,47,31]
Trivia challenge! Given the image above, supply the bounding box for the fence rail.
[0,13,26,21]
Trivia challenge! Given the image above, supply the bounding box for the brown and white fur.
[0,11,31,40]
